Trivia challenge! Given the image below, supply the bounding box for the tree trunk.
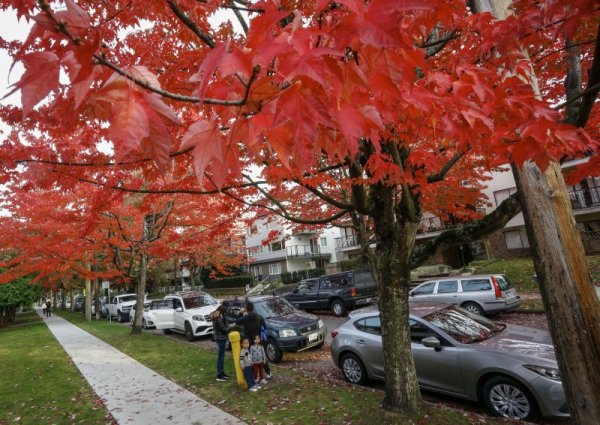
[370,183,422,414]
[93,277,100,320]
[84,264,92,322]
[513,162,600,424]
[132,216,150,335]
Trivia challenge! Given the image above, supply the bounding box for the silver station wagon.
[330,303,568,422]
[409,274,520,315]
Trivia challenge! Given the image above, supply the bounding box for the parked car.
[283,270,378,316]
[222,295,326,363]
[409,274,520,315]
[73,295,85,312]
[106,294,139,322]
[154,291,219,341]
[330,303,568,421]
[81,297,107,317]
[130,299,175,329]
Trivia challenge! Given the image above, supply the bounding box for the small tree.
[0,276,42,327]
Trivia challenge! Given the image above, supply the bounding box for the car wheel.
[163,329,171,335]
[340,353,367,385]
[265,338,283,363]
[117,310,123,322]
[185,322,196,341]
[462,302,484,316]
[482,376,539,422]
[331,299,347,317]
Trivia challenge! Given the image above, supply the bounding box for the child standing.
[250,335,268,385]
[240,338,260,392]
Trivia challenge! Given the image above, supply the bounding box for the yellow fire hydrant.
[228,331,247,389]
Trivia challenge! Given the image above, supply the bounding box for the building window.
[494,187,517,207]
[268,263,281,275]
[270,241,283,251]
[504,229,530,250]
[320,237,327,247]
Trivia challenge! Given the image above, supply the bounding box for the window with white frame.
[270,241,283,251]
[268,263,282,275]
[503,229,530,249]
[493,187,517,207]
[320,237,327,246]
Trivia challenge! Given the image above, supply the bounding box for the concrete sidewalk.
[39,310,244,425]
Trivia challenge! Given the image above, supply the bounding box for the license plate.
[308,332,317,342]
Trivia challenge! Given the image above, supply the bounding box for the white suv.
[154,291,219,341]
[409,274,520,316]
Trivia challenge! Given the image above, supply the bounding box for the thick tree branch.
[427,152,465,183]
[576,23,600,128]
[564,38,583,125]
[227,0,249,34]
[411,192,522,267]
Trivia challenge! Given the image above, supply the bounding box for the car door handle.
[356,339,367,345]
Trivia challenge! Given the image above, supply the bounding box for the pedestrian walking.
[45,300,52,317]
[212,305,232,382]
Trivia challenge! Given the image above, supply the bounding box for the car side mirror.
[175,307,183,312]
[422,336,442,351]
[409,292,415,297]
[293,289,299,294]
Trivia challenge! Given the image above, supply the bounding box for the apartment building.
[417,161,600,267]
[245,217,341,279]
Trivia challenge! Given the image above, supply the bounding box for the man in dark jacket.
[236,301,271,377]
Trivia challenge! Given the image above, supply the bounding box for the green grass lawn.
[0,312,113,425]
[54,311,511,425]
[469,255,600,293]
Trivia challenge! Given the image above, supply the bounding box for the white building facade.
[245,217,342,278]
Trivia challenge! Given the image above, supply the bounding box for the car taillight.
[491,276,502,299]
[331,330,339,338]
[350,287,357,297]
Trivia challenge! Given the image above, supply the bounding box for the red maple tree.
[1,0,598,420]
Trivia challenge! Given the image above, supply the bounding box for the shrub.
[204,275,253,289]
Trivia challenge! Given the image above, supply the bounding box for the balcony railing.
[334,234,360,250]
[568,188,600,210]
[286,245,321,258]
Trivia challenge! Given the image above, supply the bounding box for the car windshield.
[255,298,296,318]
[119,295,137,303]
[151,299,174,309]
[183,295,217,309]
[423,305,506,343]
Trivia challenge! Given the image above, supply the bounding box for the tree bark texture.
[132,216,151,335]
[84,265,92,322]
[370,183,422,414]
[512,162,600,424]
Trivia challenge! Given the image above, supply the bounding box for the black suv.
[222,295,327,363]
[284,270,378,316]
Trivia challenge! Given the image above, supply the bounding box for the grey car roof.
[349,301,448,319]
[420,274,507,283]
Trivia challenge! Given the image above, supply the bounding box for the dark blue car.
[222,295,326,363]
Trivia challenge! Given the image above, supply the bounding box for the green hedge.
[281,268,325,284]
[204,275,253,289]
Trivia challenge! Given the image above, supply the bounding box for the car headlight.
[192,315,206,321]
[279,329,297,338]
[523,364,561,381]
[318,319,324,329]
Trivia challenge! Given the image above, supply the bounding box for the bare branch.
[166,0,215,48]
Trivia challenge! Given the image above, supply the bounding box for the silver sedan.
[330,302,568,422]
